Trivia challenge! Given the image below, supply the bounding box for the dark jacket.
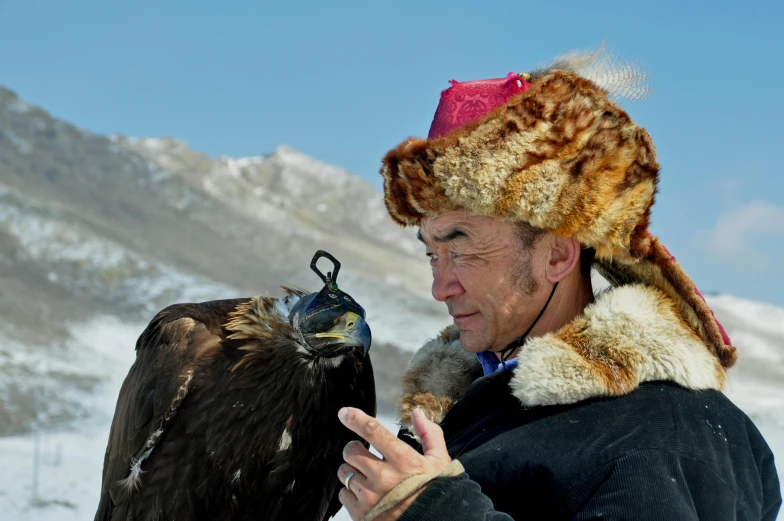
[395,285,781,520]
[400,375,781,520]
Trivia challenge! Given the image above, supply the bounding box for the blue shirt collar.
[476,350,519,375]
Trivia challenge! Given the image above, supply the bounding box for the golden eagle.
[94,251,375,521]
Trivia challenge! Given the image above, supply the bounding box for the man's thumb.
[411,407,449,460]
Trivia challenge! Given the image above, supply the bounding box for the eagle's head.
[288,293,371,358]
[287,251,371,358]
[225,251,372,364]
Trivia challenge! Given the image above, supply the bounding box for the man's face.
[419,211,548,353]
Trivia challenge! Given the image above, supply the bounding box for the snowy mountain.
[0,86,781,520]
[706,295,784,431]
[0,85,448,434]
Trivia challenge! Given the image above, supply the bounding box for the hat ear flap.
[594,235,736,368]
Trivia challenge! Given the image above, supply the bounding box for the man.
[336,50,782,520]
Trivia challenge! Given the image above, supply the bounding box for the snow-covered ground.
[0,317,139,521]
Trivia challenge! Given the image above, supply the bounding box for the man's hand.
[337,407,451,521]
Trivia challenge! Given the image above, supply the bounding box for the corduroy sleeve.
[569,450,744,521]
[398,474,514,521]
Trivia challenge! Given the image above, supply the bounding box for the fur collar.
[398,284,726,430]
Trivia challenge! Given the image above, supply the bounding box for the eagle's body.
[95,289,375,521]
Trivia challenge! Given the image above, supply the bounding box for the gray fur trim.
[400,326,482,403]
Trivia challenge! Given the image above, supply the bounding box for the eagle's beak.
[315,312,372,356]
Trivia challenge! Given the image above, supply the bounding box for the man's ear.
[546,236,581,283]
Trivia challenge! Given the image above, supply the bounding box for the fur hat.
[380,48,736,368]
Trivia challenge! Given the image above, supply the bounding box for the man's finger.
[337,464,372,499]
[337,463,359,486]
[342,440,383,478]
[411,407,449,460]
[338,407,418,463]
[338,486,361,520]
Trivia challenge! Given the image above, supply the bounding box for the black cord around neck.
[498,281,559,364]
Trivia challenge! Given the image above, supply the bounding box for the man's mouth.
[451,312,479,326]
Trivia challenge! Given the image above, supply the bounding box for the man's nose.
[432,262,465,302]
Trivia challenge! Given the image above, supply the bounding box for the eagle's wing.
[322,354,377,521]
[94,299,246,521]
[322,487,344,521]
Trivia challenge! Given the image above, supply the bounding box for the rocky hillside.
[0,85,448,434]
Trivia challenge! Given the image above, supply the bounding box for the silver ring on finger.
[344,471,355,493]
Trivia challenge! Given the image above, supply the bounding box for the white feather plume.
[529,44,652,102]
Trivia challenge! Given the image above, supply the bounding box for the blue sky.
[1,0,783,305]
